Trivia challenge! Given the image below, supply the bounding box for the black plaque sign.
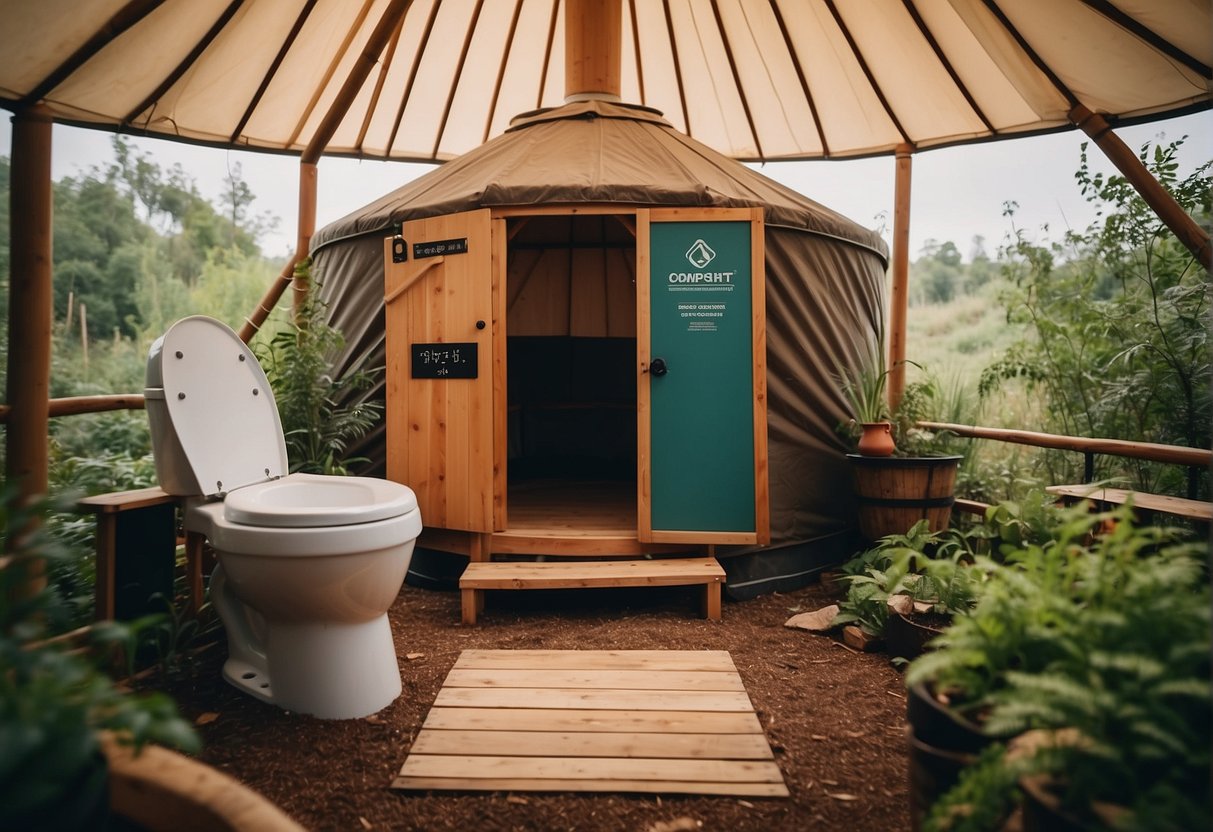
[413,237,469,259]
[411,342,478,379]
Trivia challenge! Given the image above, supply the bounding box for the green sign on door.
[649,220,755,533]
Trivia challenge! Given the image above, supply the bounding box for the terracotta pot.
[857,421,895,456]
[103,734,305,832]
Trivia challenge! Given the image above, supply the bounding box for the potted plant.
[836,339,963,541]
[899,498,1082,828]
[908,504,1211,830]
[829,518,992,657]
[836,338,895,457]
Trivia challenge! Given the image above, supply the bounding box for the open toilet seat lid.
[224,473,418,528]
[155,316,288,497]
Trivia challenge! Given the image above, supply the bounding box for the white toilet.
[144,316,422,719]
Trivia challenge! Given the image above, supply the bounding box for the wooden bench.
[1045,484,1212,524]
[77,487,208,620]
[458,558,726,625]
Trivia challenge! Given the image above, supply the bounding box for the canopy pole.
[293,161,318,317]
[888,143,913,412]
[238,160,317,342]
[565,0,622,101]
[1069,105,1211,270]
[4,105,53,595]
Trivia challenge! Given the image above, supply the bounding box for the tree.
[52,169,149,339]
[913,239,963,304]
[982,138,1211,498]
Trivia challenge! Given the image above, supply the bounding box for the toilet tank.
[145,333,202,496]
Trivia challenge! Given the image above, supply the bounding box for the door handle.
[648,357,668,377]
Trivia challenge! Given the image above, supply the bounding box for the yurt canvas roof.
[312,100,887,258]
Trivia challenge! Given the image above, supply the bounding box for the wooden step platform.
[459,558,725,625]
[1046,484,1212,522]
[392,649,788,797]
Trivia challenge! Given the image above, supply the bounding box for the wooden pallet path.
[392,649,789,797]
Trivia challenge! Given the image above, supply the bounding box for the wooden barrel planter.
[846,454,962,541]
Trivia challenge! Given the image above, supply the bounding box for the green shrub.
[0,487,199,829]
[909,505,1211,829]
[256,260,382,475]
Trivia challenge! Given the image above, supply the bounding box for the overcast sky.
[2,110,1209,262]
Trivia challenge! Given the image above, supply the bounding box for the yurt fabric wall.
[310,100,888,553]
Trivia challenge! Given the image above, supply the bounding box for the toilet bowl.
[145,316,422,719]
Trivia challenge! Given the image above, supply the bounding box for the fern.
[911,503,1210,827]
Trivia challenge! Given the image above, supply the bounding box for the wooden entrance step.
[458,558,726,625]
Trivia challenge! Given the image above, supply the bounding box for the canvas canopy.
[312,100,888,559]
[2,0,1208,162]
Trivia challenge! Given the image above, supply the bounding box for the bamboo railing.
[922,420,1211,501]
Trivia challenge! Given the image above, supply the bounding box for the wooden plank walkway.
[392,649,789,797]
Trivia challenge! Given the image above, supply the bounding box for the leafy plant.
[981,138,1211,499]
[923,744,1025,832]
[257,258,383,475]
[835,330,965,457]
[832,569,891,636]
[833,520,992,636]
[835,336,891,425]
[92,591,219,682]
[908,504,1211,828]
[892,372,968,458]
[0,485,199,829]
[906,504,1108,720]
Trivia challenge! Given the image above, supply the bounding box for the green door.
[638,208,769,546]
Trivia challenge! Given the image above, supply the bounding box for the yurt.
[310,99,888,598]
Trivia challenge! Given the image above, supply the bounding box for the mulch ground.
[152,578,911,832]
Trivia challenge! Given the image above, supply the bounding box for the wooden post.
[6,106,54,494]
[5,105,53,595]
[565,0,622,101]
[79,302,89,373]
[239,161,316,342]
[1069,105,1211,270]
[292,161,317,317]
[888,143,914,411]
